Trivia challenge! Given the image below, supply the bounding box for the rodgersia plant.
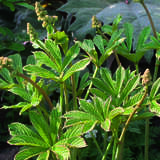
[1,1,160,160]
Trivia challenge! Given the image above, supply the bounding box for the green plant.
[1,1,160,160]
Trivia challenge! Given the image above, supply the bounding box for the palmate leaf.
[123,23,133,52]
[51,144,70,160]
[62,58,90,81]
[136,27,151,51]
[23,65,59,81]
[79,99,103,121]
[150,100,160,117]
[101,118,111,132]
[34,51,59,72]
[118,75,140,105]
[45,40,62,70]
[0,68,13,83]
[14,147,47,160]
[9,87,31,102]
[29,111,51,146]
[62,44,80,72]
[115,66,125,95]
[109,107,124,120]
[150,78,160,100]
[50,107,61,144]
[37,150,50,160]
[93,35,105,54]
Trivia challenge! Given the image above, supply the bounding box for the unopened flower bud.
[142,69,151,86]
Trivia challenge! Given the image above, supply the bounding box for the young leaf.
[79,99,103,121]
[100,68,115,91]
[0,68,13,83]
[123,23,133,52]
[37,151,50,160]
[34,51,59,72]
[29,111,51,146]
[51,144,70,160]
[101,119,111,132]
[24,65,59,81]
[45,40,62,68]
[14,147,47,160]
[115,66,125,95]
[119,75,140,105]
[93,35,105,54]
[9,87,31,102]
[150,100,160,117]
[150,78,160,100]
[109,107,124,120]
[136,27,151,51]
[62,58,90,81]
[62,44,80,71]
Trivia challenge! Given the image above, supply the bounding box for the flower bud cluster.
[92,16,102,29]
[0,57,12,70]
[27,23,38,41]
[35,2,58,28]
[142,69,151,86]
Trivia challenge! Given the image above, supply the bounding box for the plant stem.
[103,132,108,152]
[63,82,69,111]
[112,132,118,160]
[114,52,121,66]
[117,86,148,160]
[85,65,98,100]
[135,63,139,74]
[17,73,54,110]
[71,74,78,110]
[60,83,64,113]
[145,118,150,160]
[90,131,103,156]
[153,59,160,82]
[140,1,157,38]
[102,135,114,160]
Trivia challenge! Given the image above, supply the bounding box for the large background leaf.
[58,0,160,43]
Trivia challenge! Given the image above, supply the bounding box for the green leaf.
[0,68,13,83]
[51,144,70,160]
[26,55,36,65]
[100,68,115,92]
[136,27,151,51]
[150,100,160,117]
[9,87,31,101]
[62,58,90,81]
[3,1,15,11]
[0,79,14,89]
[90,88,108,99]
[92,78,114,96]
[62,44,80,71]
[93,35,105,54]
[24,65,59,81]
[119,75,140,105]
[34,51,59,72]
[8,122,39,138]
[101,119,111,132]
[109,107,124,120]
[37,151,50,160]
[2,102,32,114]
[115,66,125,95]
[123,91,144,108]
[50,108,61,144]
[79,99,103,121]
[150,78,160,100]
[58,0,160,43]
[7,42,25,51]
[14,147,47,160]
[64,137,87,148]
[45,40,62,69]
[29,111,51,146]
[8,135,49,147]
[123,23,133,52]
[17,2,34,10]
